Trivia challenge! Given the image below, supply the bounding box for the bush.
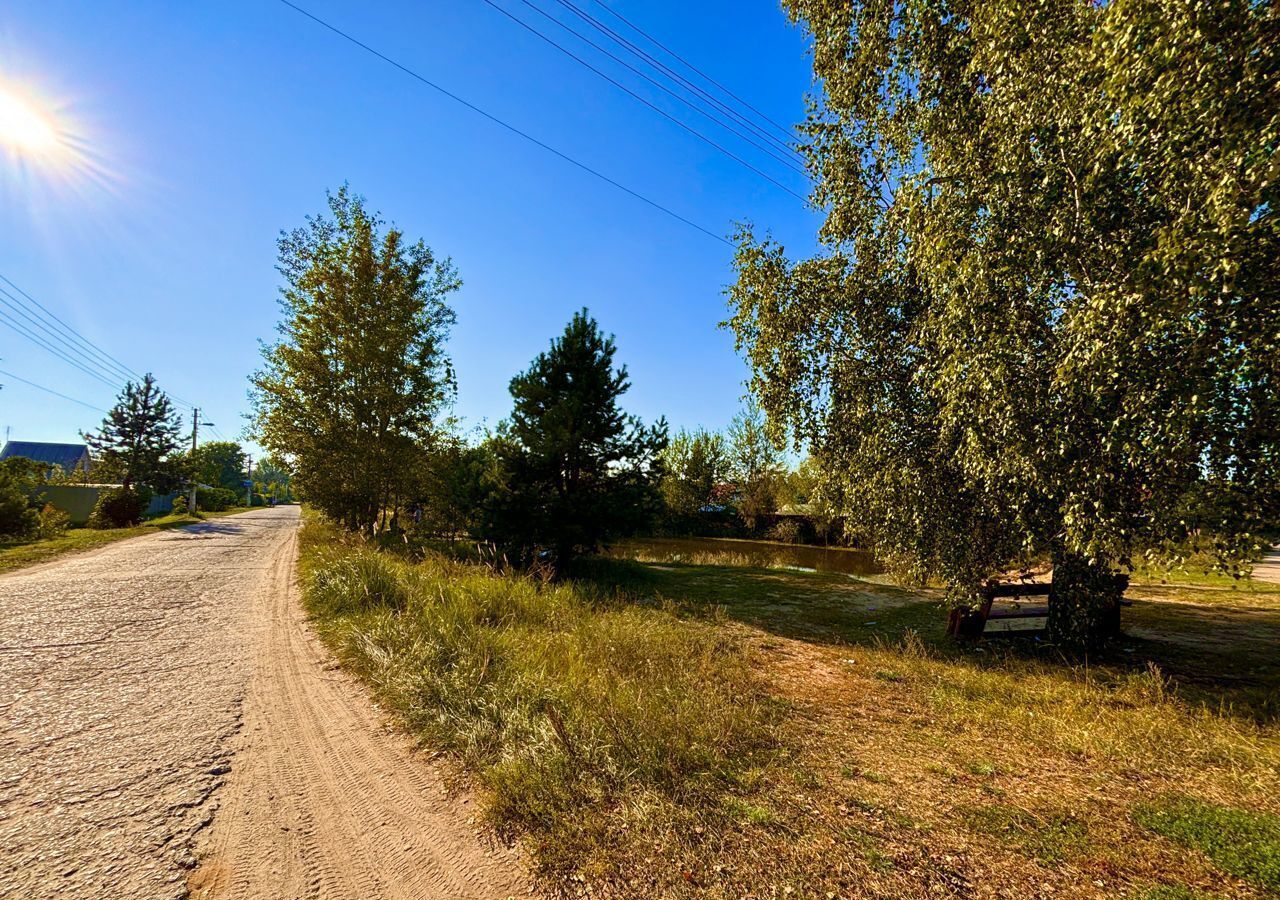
[88,486,148,529]
[766,518,803,544]
[195,486,238,511]
[37,503,71,538]
[0,470,37,538]
[169,494,188,516]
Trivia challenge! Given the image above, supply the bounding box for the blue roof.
[0,441,91,471]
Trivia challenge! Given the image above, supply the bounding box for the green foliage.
[485,310,667,568]
[1134,797,1280,892]
[88,486,150,529]
[0,464,38,538]
[728,0,1279,645]
[188,441,248,492]
[766,518,803,544]
[411,435,501,539]
[36,503,71,538]
[250,186,458,533]
[195,486,239,512]
[727,399,784,531]
[82,374,183,491]
[253,455,293,502]
[659,427,729,518]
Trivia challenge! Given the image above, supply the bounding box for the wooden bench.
[947,582,1051,639]
[947,575,1130,640]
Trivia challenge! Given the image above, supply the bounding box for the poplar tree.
[250,187,458,533]
[728,0,1279,648]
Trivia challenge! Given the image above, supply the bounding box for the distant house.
[0,440,92,477]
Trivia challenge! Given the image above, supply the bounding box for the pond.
[614,536,883,577]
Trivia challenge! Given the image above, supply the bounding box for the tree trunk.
[1048,548,1128,651]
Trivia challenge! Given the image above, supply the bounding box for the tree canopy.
[487,310,667,568]
[660,428,729,519]
[188,441,249,493]
[250,186,459,533]
[82,374,184,492]
[726,400,786,532]
[728,0,1278,645]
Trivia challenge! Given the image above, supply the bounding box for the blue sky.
[0,0,821,453]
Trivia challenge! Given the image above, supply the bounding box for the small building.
[0,440,92,477]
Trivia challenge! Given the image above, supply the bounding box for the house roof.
[0,441,91,471]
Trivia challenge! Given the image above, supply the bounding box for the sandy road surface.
[189,521,529,900]
[1254,545,1280,585]
[0,506,529,899]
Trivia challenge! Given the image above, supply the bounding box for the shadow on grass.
[573,555,1280,725]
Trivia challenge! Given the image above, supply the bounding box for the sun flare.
[0,84,63,158]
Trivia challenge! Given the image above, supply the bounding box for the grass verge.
[299,517,778,892]
[0,506,257,574]
[303,520,1280,897]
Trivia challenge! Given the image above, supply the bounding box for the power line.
[0,273,145,385]
[0,306,126,392]
[554,0,798,155]
[0,273,200,413]
[276,0,732,246]
[497,0,805,174]
[0,285,143,396]
[0,368,107,413]
[478,0,805,201]
[584,0,796,142]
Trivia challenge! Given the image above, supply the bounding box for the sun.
[0,84,62,158]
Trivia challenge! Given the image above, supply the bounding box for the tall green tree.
[660,427,729,519]
[487,310,667,568]
[254,455,293,502]
[82,374,183,491]
[729,0,1279,647]
[727,400,785,532]
[250,186,459,533]
[188,441,249,492]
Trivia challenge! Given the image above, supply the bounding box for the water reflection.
[615,536,883,577]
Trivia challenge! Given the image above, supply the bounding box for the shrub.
[37,503,71,539]
[0,470,37,538]
[88,486,148,529]
[766,518,803,544]
[195,486,238,511]
[169,494,188,516]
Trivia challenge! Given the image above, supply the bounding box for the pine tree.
[488,310,667,569]
[82,374,183,490]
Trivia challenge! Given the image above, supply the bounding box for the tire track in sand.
[189,524,532,900]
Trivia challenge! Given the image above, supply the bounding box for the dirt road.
[1254,545,1280,585]
[0,506,529,899]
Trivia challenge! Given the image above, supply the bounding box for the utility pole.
[245,454,253,508]
[188,408,213,514]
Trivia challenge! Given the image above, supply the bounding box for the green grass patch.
[1134,796,1280,892]
[0,506,255,574]
[959,803,1091,864]
[1130,885,1217,900]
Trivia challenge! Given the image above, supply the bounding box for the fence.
[36,485,178,525]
